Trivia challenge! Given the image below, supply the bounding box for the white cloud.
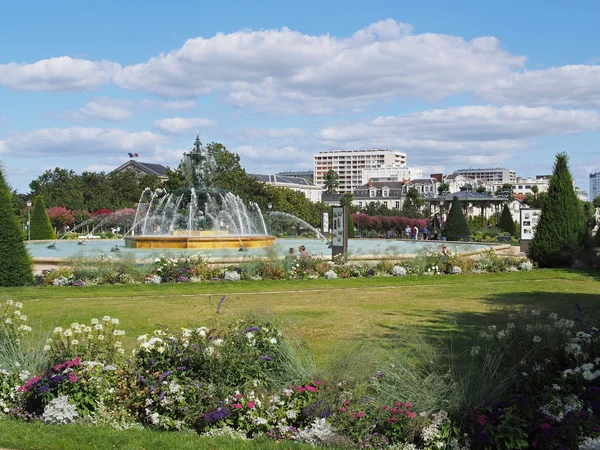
[317,106,600,146]
[152,117,216,135]
[477,65,600,107]
[59,97,133,122]
[0,57,119,92]
[0,127,167,157]
[113,20,525,111]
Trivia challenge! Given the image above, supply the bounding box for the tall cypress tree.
[30,196,56,240]
[498,203,517,237]
[0,168,33,286]
[443,196,470,241]
[528,152,587,267]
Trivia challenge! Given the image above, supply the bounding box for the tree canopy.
[323,170,339,194]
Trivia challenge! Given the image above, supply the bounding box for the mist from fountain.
[269,211,328,240]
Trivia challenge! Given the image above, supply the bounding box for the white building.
[590,172,600,201]
[248,173,322,203]
[314,149,407,193]
[510,176,550,195]
[444,173,493,194]
[361,164,422,184]
[455,168,516,184]
[575,187,589,202]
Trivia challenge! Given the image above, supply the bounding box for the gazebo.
[428,190,508,222]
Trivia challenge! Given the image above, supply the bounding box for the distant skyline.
[1,0,599,193]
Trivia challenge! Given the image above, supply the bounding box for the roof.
[248,173,316,187]
[321,193,343,202]
[434,190,505,201]
[356,181,404,189]
[406,178,440,184]
[110,160,168,178]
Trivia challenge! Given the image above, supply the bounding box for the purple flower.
[158,391,166,401]
[158,370,172,380]
[216,295,227,314]
[261,355,274,361]
[176,366,187,371]
[203,406,231,423]
[244,326,261,334]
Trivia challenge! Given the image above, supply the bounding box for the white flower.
[157,346,164,353]
[102,316,111,322]
[94,324,103,331]
[91,318,99,325]
[471,346,480,356]
[4,318,12,325]
[117,348,125,354]
[97,335,104,341]
[111,318,119,325]
[71,339,79,345]
[213,338,223,346]
[63,329,73,337]
[548,313,558,321]
[269,337,278,345]
[15,302,22,309]
[5,300,13,305]
[43,345,51,351]
[533,336,542,343]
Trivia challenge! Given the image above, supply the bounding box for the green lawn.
[3,269,599,366]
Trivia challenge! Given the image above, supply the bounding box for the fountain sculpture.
[124,137,275,249]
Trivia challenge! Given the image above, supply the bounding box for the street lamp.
[267,203,273,234]
[26,200,32,240]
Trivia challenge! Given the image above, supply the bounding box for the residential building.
[110,160,169,182]
[591,172,600,201]
[575,187,588,202]
[248,173,322,203]
[351,181,405,210]
[509,176,550,196]
[443,173,493,194]
[404,178,440,199]
[361,164,422,184]
[455,168,516,184]
[313,149,407,193]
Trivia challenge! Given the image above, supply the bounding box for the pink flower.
[476,415,487,426]
[339,407,346,412]
[235,394,243,399]
[381,405,388,411]
[20,376,40,393]
[247,401,255,409]
[357,412,366,418]
[314,380,323,386]
[68,374,78,382]
[406,411,416,419]
[387,417,398,423]
[540,423,551,429]
[231,403,242,409]
[294,386,305,393]
[305,385,317,392]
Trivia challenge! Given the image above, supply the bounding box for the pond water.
[27,238,496,260]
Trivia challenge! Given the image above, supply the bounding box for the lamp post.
[26,200,32,240]
[267,203,273,234]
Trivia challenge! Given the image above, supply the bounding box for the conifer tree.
[347,210,356,238]
[30,196,56,240]
[528,152,587,267]
[498,203,517,237]
[443,196,470,241]
[0,168,33,286]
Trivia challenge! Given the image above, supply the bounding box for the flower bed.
[1,297,599,449]
[35,249,535,287]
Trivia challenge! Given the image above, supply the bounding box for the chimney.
[368,180,373,187]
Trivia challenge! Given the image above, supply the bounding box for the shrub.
[30,196,56,240]
[0,168,33,287]
[443,197,470,241]
[497,204,517,237]
[528,152,587,267]
[41,395,80,424]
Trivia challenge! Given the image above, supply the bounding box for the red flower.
[406,411,416,419]
[476,415,487,426]
[247,401,255,409]
[305,385,317,392]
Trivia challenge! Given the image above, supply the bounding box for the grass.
[0,416,324,450]
[2,269,599,367]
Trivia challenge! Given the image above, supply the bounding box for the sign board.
[321,212,329,238]
[331,206,348,261]
[520,209,541,240]
[520,208,541,253]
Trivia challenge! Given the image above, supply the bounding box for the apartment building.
[248,173,322,203]
[361,164,422,184]
[591,172,600,201]
[455,168,516,184]
[314,149,407,193]
[510,176,550,195]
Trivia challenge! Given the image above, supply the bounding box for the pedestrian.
[422,225,429,240]
[412,225,418,240]
[404,226,412,239]
[299,245,309,258]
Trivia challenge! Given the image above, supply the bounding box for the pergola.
[427,190,508,221]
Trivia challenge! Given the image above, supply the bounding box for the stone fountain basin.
[124,235,276,249]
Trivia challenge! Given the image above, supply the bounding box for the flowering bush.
[45,316,125,366]
[41,394,79,424]
[223,270,241,282]
[392,266,408,277]
[324,270,338,280]
[152,253,213,283]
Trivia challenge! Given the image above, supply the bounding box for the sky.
[1,0,599,195]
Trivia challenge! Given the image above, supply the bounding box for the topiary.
[528,153,587,267]
[347,209,356,238]
[443,196,470,241]
[30,196,56,240]
[498,203,517,237]
[0,167,33,286]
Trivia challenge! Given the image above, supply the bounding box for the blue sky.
[1,0,599,194]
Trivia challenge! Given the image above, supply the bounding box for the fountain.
[124,136,275,250]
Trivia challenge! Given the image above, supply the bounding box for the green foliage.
[30,196,56,240]
[347,209,356,238]
[443,196,470,241]
[593,195,600,208]
[497,204,517,237]
[323,169,339,194]
[495,183,514,200]
[438,183,450,196]
[339,192,353,208]
[0,169,33,286]
[29,168,85,210]
[528,153,587,267]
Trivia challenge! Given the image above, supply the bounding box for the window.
[395,201,400,209]
[383,201,388,208]
[370,189,376,197]
[358,201,362,208]
[382,189,389,197]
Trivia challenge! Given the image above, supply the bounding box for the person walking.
[412,225,419,240]
[422,225,429,240]
[404,225,412,239]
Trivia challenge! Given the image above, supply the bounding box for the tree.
[46,206,75,232]
[323,170,339,194]
[528,153,587,267]
[30,196,56,240]
[475,186,487,194]
[498,203,517,237]
[531,185,539,195]
[29,168,85,210]
[400,187,425,218]
[347,210,356,238]
[437,183,450,196]
[495,183,514,200]
[593,195,600,209]
[340,192,354,209]
[0,167,33,286]
[443,196,470,241]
